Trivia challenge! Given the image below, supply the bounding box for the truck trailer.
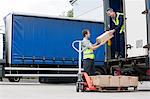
[103,0,150,81]
[1,12,104,82]
[0,0,150,82]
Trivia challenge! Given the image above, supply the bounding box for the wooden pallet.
[95,86,137,92]
[90,75,138,92]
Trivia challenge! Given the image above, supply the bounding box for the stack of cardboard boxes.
[90,75,138,87]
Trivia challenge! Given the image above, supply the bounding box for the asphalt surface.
[0,78,150,99]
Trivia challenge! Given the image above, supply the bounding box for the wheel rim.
[95,70,103,75]
[14,77,20,82]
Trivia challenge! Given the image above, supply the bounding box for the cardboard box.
[99,75,110,87]
[90,76,100,86]
[90,75,110,87]
[90,75,138,88]
[119,76,130,87]
[96,31,114,44]
[109,76,120,87]
[129,76,138,86]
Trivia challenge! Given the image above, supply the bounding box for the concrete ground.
[0,78,150,99]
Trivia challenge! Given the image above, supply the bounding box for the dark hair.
[106,8,114,12]
[82,29,89,37]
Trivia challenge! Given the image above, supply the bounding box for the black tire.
[95,68,104,75]
[8,77,21,82]
[134,87,137,91]
[76,82,84,92]
[76,82,80,92]
[0,77,3,81]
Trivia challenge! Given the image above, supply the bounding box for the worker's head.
[106,8,116,18]
[82,29,90,38]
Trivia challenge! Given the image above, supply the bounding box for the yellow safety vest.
[112,12,125,34]
[108,13,125,46]
[83,48,95,59]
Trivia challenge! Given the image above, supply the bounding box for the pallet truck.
[72,40,97,92]
[72,40,139,92]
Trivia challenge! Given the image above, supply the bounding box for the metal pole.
[72,40,83,73]
[78,41,82,74]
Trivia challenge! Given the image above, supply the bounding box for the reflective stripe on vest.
[83,48,95,59]
[112,12,125,34]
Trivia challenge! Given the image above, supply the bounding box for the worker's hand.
[96,39,99,44]
[99,41,105,46]
[109,29,115,35]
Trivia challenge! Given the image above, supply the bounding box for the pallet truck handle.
[72,40,84,74]
[72,40,85,53]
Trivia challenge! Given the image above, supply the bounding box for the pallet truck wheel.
[80,84,84,92]
[76,82,85,92]
[122,87,128,91]
[76,83,80,92]
[134,87,137,91]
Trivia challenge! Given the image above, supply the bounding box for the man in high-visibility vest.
[106,8,125,58]
[82,29,104,75]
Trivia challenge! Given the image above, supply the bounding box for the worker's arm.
[88,44,100,50]
[110,20,116,30]
[114,15,124,32]
[108,21,116,34]
[109,15,124,33]
[109,29,116,34]
[93,42,98,46]
[82,39,104,51]
[92,38,105,48]
[88,42,104,50]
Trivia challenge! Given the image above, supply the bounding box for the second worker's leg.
[90,59,96,76]
[119,33,125,58]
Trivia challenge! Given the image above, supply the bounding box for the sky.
[0,0,73,30]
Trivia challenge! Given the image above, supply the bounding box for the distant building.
[0,32,4,59]
[70,0,104,22]
[0,25,4,59]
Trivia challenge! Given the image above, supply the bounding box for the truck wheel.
[95,68,104,75]
[8,77,21,82]
[0,77,3,81]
